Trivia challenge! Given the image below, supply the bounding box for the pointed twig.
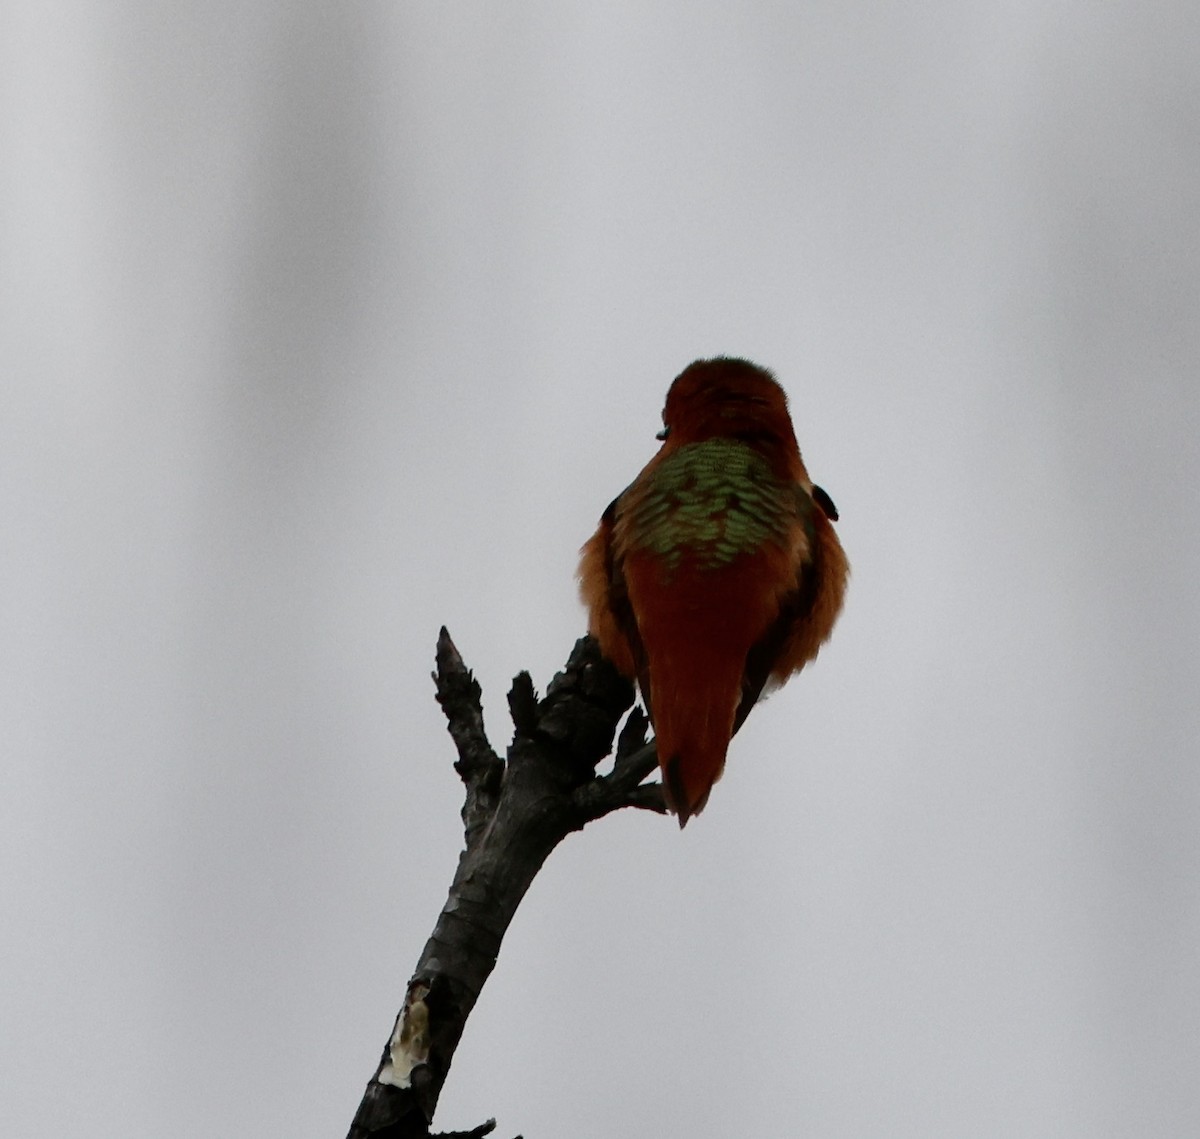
[434,628,503,838]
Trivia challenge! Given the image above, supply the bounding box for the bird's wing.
[733,485,846,733]
[579,495,647,698]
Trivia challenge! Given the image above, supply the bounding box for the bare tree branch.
[347,629,658,1139]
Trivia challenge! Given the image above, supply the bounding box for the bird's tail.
[649,656,743,827]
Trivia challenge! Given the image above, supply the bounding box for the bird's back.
[615,437,807,821]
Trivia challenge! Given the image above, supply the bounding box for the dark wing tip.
[812,484,839,522]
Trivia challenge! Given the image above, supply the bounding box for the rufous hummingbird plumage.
[579,357,848,826]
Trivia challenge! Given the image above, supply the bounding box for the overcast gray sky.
[3,4,1199,1137]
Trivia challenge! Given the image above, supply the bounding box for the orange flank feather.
[578,357,848,826]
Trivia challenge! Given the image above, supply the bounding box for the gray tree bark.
[346,629,663,1139]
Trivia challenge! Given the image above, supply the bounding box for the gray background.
[3,4,1198,1137]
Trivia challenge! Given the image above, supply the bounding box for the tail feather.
[662,753,719,828]
[651,660,742,826]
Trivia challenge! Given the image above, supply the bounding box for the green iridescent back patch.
[625,439,794,571]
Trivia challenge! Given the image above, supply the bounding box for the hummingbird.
[579,357,848,826]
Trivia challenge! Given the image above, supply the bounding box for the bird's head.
[657,357,800,453]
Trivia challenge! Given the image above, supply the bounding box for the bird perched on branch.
[579,357,848,826]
